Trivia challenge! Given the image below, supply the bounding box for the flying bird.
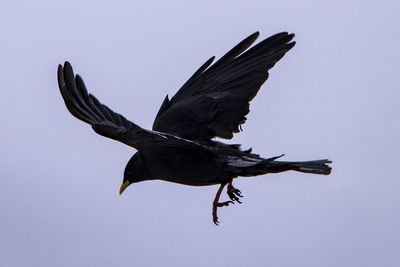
[57,32,332,225]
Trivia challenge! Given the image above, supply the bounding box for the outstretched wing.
[152,32,295,140]
[58,62,224,153]
[58,62,159,150]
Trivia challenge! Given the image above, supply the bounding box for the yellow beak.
[119,181,131,195]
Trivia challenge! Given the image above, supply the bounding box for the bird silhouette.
[57,32,331,225]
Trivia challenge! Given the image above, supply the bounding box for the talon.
[213,214,219,225]
[228,193,241,203]
[227,182,243,204]
[234,190,243,198]
[216,200,234,207]
[212,183,238,225]
[223,200,234,206]
[212,206,220,225]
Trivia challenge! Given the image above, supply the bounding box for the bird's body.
[127,139,261,186]
[128,140,330,187]
[57,31,332,224]
[128,148,225,186]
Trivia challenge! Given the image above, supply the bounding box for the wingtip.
[240,32,259,44]
[288,33,295,41]
[57,64,65,89]
[206,56,216,65]
[275,31,295,38]
[249,31,260,40]
[58,61,70,72]
[63,61,74,76]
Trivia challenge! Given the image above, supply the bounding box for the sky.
[1,0,399,266]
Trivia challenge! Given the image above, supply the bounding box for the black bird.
[57,32,331,224]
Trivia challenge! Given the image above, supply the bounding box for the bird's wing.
[57,65,280,160]
[152,32,295,140]
[58,62,180,152]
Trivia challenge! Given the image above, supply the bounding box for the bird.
[57,31,332,225]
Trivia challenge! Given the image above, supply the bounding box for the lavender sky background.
[1,0,399,266]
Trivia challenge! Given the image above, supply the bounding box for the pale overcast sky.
[1,0,399,266]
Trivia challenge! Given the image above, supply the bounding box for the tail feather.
[272,159,332,175]
[242,159,332,176]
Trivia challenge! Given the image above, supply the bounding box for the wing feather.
[153,32,295,140]
[58,62,221,153]
[58,62,148,149]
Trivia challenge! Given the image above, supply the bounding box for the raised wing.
[152,32,295,140]
[58,61,160,150]
[58,62,225,153]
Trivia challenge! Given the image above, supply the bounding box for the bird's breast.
[142,150,226,186]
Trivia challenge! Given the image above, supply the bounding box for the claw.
[234,196,242,203]
[213,217,219,225]
[227,193,241,203]
[212,182,240,225]
[213,212,219,225]
[213,201,234,225]
[227,183,243,204]
[217,201,234,207]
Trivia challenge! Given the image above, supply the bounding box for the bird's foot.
[227,183,243,203]
[212,201,234,225]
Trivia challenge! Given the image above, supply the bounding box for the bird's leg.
[227,179,243,203]
[212,183,234,225]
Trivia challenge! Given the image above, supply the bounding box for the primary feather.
[152,32,295,140]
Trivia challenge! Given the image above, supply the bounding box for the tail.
[242,158,332,176]
[269,159,332,175]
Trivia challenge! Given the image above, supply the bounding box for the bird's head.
[119,152,148,195]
